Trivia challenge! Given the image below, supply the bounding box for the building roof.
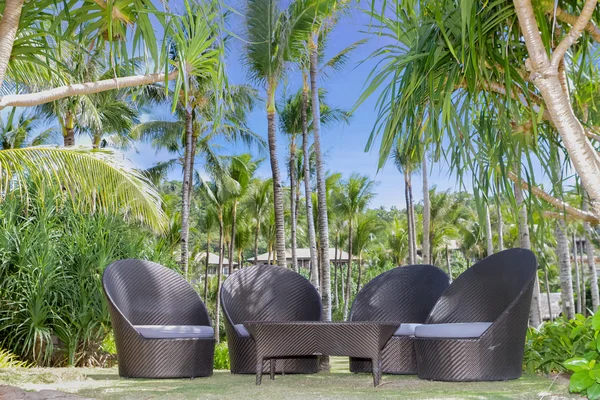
[247,248,351,262]
[194,252,237,266]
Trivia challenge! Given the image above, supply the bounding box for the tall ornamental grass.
[0,193,177,367]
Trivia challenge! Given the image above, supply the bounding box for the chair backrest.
[103,259,210,326]
[221,264,322,324]
[426,248,537,324]
[349,264,450,323]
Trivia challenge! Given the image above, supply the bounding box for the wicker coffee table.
[244,321,399,386]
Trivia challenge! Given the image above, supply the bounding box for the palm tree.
[337,173,377,319]
[246,178,273,262]
[243,0,315,267]
[0,108,56,149]
[393,144,420,264]
[353,213,382,292]
[198,204,218,302]
[421,150,431,264]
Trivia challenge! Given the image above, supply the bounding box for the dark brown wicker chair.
[349,264,450,374]
[414,248,537,381]
[221,264,322,374]
[102,259,215,378]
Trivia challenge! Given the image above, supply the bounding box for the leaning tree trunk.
[422,154,430,264]
[515,181,542,326]
[266,90,287,268]
[513,0,600,220]
[309,37,331,323]
[301,82,319,287]
[0,0,24,91]
[556,219,575,319]
[485,205,494,256]
[584,191,600,312]
[289,140,299,272]
[404,170,415,264]
[228,200,238,276]
[180,107,194,278]
[204,233,210,302]
[343,221,353,320]
[573,233,582,315]
[215,216,225,344]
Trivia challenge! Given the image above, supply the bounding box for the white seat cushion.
[234,324,251,337]
[394,323,422,336]
[415,322,492,338]
[134,325,214,339]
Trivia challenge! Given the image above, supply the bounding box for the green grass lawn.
[0,357,577,399]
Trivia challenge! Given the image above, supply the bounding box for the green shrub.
[0,348,29,368]
[563,313,600,399]
[214,342,230,370]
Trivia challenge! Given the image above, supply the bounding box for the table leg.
[372,356,382,387]
[256,358,263,385]
[270,359,276,380]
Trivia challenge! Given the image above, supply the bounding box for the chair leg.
[372,357,382,387]
[270,359,275,380]
[256,359,263,385]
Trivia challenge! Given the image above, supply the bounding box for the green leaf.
[592,312,600,331]
[589,383,600,400]
[570,371,595,392]
[590,368,600,382]
[565,358,591,372]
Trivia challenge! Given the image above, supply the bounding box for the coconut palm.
[353,213,382,292]
[337,173,377,319]
[0,108,57,149]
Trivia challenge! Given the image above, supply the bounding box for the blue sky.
[124,1,468,210]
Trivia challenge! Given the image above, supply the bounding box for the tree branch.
[550,0,599,70]
[0,70,178,109]
[0,0,25,91]
[508,171,599,223]
[552,6,600,44]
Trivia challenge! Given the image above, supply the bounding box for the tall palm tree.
[246,178,273,262]
[353,213,381,292]
[393,144,420,263]
[337,173,377,319]
[243,0,316,267]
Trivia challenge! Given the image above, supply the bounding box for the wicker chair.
[348,264,450,374]
[221,264,322,374]
[414,248,537,381]
[102,259,215,378]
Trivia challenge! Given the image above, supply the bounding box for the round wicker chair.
[414,248,537,381]
[349,264,450,374]
[102,259,215,378]
[221,264,322,374]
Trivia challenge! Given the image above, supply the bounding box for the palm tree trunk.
[579,239,587,316]
[573,232,582,314]
[513,0,600,220]
[584,191,599,312]
[356,252,363,293]
[63,111,75,147]
[334,233,339,309]
[254,222,260,265]
[544,266,553,321]
[404,170,415,264]
[556,219,575,319]
[309,37,331,323]
[180,107,193,278]
[204,233,210,302]
[215,215,225,344]
[497,204,504,251]
[485,205,493,256]
[515,181,542,326]
[301,83,319,287]
[289,140,299,272]
[0,0,24,91]
[343,221,353,320]
[408,173,417,260]
[266,85,286,268]
[445,244,452,282]
[228,200,237,275]
[422,154,430,264]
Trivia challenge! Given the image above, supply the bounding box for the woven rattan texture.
[415,248,537,381]
[220,265,322,374]
[349,264,449,374]
[103,259,215,378]
[245,321,398,386]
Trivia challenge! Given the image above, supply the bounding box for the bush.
[0,194,176,367]
[214,342,230,370]
[0,348,29,368]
